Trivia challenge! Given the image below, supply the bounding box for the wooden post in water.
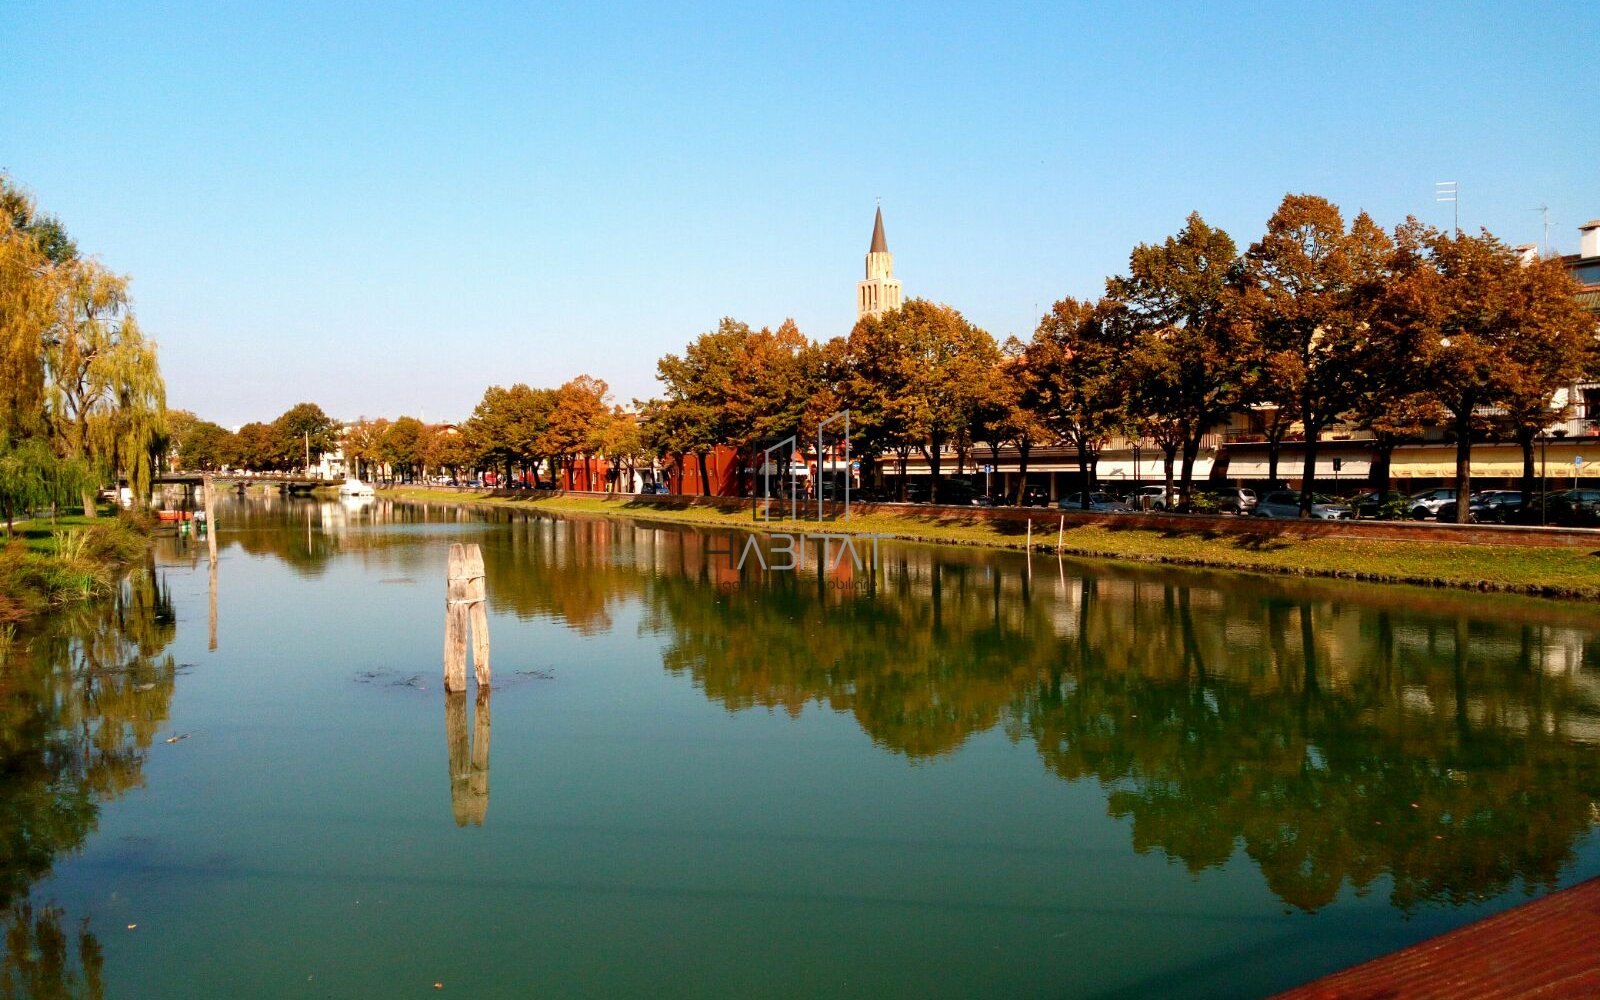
[1057,515,1064,552]
[444,544,470,693]
[204,474,218,651]
[1026,518,1032,551]
[443,542,490,693]
[464,544,491,689]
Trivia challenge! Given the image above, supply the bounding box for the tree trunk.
[1298,414,1321,518]
[697,451,712,497]
[1517,426,1537,514]
[1266,424,1285,487]
[1453,414,1472,523]
[896,448,909,501]
[1179,432,1202,511]
[1012,441,1032,506]
[1076,440,1093,509]
[1370,438,1394,494]
[81,487,98,518]
[925,432,944,504]
[1161,442,1178,510]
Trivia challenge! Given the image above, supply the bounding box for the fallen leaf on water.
[127,924,137,930]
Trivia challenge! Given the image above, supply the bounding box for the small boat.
[339,478,376,497]
[155,510,194,523]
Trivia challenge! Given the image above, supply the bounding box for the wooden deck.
[1274,877,1600,999]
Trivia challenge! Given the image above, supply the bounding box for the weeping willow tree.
[0,180,64,440]
[43,252,166,516]
[2,174,165,518]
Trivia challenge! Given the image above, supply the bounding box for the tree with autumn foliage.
[1110,212,1249,508]
[1378,222,1598,520]
[971,338,1049,503]
[842,300,998,503]
[1024,297,1133,508]
[543,375,611,490]
[1236,194,1392,516]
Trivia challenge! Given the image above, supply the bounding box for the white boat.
[338,477,376,497]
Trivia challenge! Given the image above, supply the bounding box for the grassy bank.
[0,510,154,625]
[386,488,1600,601]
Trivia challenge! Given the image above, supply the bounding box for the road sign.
[1576,456,1586,468]
[980,464,993,473]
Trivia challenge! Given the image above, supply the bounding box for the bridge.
[154,473,344,494]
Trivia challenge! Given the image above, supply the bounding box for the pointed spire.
[869,206,888,254]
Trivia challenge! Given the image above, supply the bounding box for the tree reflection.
[0,565,176,995]
[618,528,1600,914]
[388,505,1600,914]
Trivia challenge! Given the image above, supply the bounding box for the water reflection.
[471,510,1600,914]
[0,566,176,994]
[445,692,491,826]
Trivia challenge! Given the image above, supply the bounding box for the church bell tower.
[856,206,903,320]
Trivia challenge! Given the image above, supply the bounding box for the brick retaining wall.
[400,486,1600,550]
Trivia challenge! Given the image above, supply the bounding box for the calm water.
[5,495,1600,998]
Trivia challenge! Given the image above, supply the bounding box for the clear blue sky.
[5,1,1596,426]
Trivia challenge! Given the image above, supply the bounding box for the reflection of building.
[856,206,903,321]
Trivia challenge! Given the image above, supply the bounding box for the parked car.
[1253,490,1352,519]
[1475,490,1526,523]
[1128,485,1175,511]
[1057,492,1131,513]
[1435,497,1492,524]
[933,480,983,505]
[1196,487,1257,515]
[1535,489,1600,527]
[1405,488,1459,520]
[645,482,670,495]
[970,493,1005,507]
[1018,485,1051,507]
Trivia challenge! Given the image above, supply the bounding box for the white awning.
[1097,457,1214,481]
[1226,458,1370,479]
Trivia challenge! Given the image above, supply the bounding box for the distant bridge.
[153,473,343,494]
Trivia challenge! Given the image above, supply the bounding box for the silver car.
[1406,488,1458,520]
[1057,491,1131,513]
[1253,490,1351,520]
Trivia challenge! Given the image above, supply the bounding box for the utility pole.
[1530,204,1552,256]
[304,430,311,476]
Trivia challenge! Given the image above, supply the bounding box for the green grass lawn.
[386,488,1600,601]
[7,513,107,554]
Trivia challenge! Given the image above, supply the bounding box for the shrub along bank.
[385,487,1600,602]
[0,511,154,626]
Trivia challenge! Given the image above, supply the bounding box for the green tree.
[462,384,556,485]
[380,417,427,481]
[271,402,340,473]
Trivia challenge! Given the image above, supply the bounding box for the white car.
[1128,485,1175,510]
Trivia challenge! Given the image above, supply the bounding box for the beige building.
[856,206,903,320]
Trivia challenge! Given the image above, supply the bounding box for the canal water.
[5,495,1600,998]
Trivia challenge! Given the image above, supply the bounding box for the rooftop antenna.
[1435,181,1459,234]
[1529,204,1552,256]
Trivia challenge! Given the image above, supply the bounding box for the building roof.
[869,206,888,254]
[1576,288,1600,313]
[1579,219,1600,230]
